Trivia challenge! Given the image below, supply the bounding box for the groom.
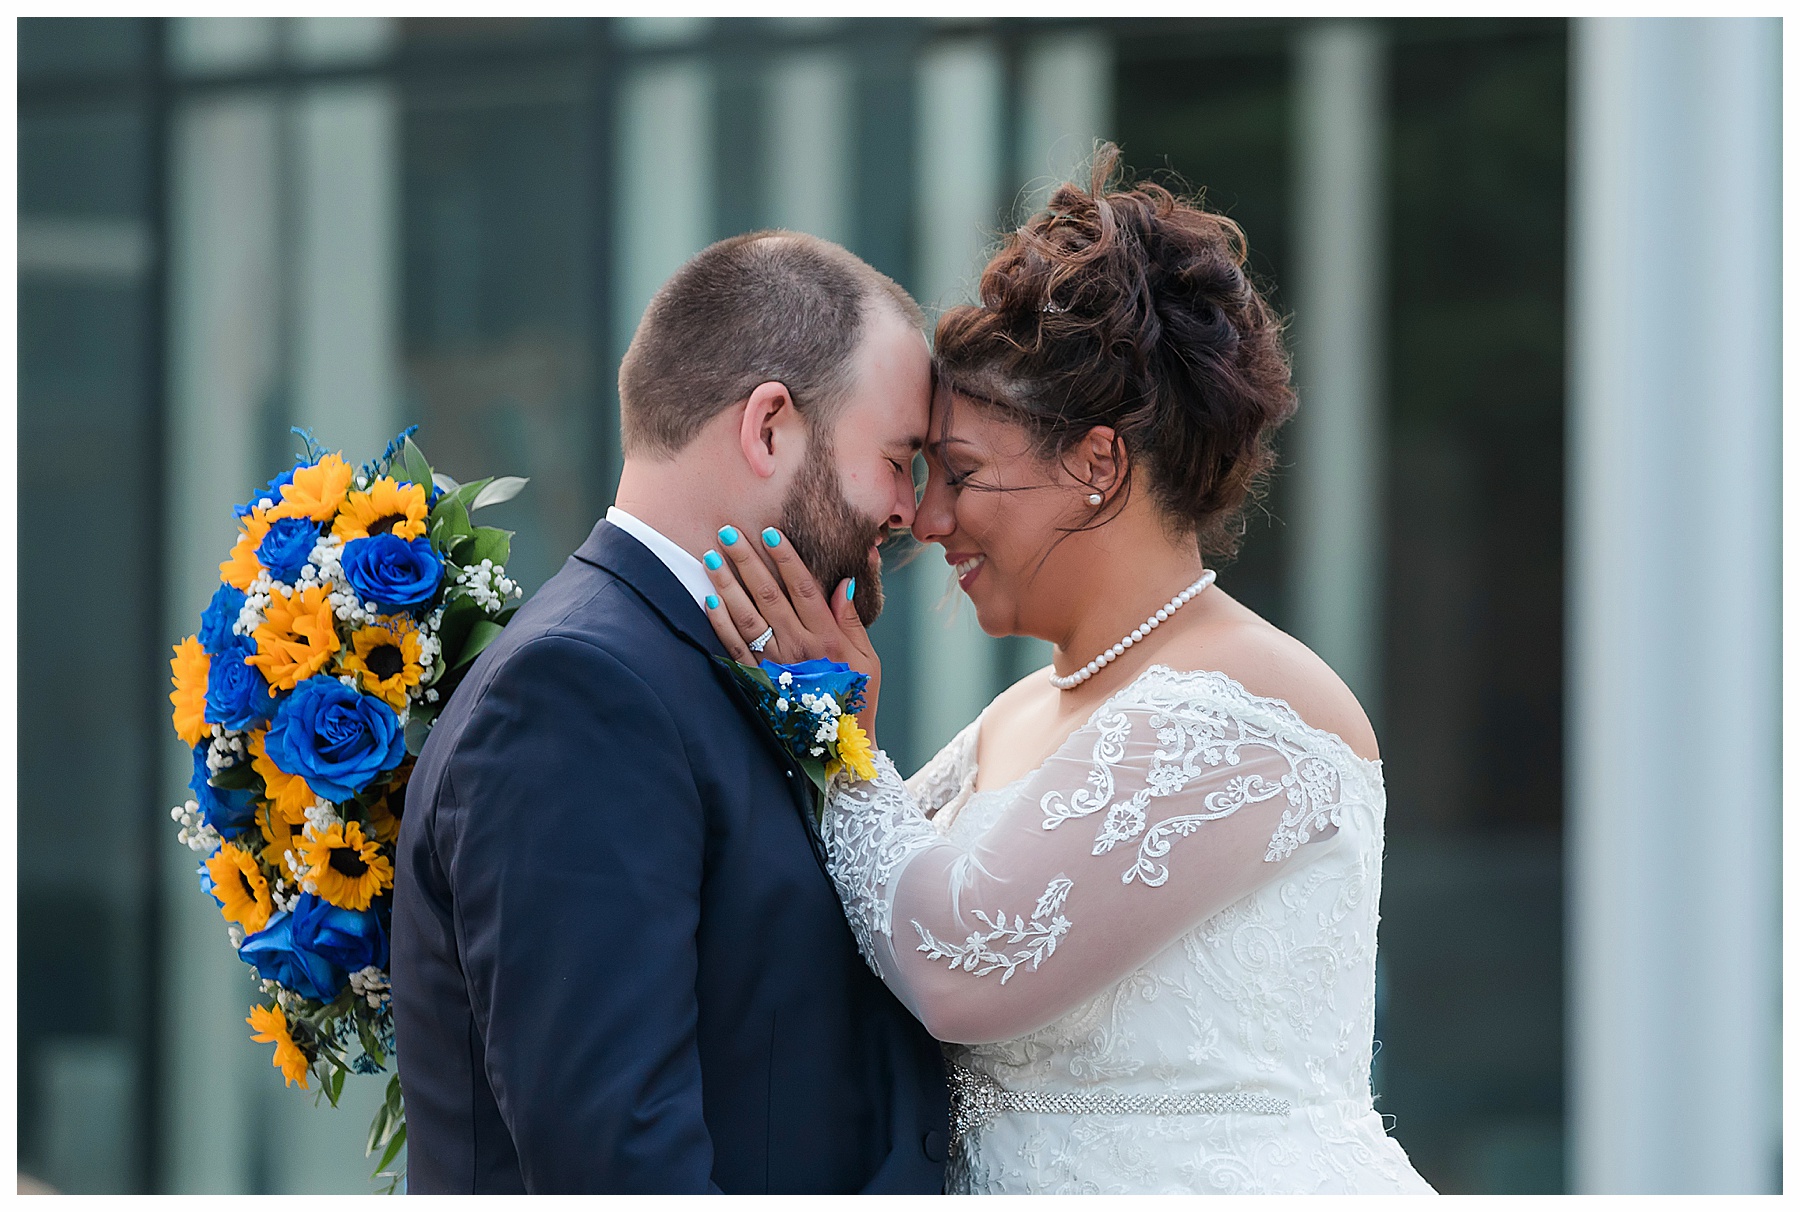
[391,232,947,1193]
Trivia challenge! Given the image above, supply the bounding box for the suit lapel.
[574,520,829,864]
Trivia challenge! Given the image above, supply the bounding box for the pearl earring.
[1087,493,1104,506]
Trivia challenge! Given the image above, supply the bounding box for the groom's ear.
[738,380,798,479]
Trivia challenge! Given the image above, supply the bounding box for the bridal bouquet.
[167,427,525,1188]
[724,657,878,823]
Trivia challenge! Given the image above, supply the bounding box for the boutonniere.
[719,657,878,824]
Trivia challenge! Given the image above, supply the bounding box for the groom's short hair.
[618,231,923,457]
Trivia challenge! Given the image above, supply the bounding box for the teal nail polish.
[845,578,856,600]
[705,594,720,610]
[718,525,739,545]
[762,528,781,547]
[704,550,723,571]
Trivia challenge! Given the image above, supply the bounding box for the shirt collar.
[603,506,714,612]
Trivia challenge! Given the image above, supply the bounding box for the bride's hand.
[701,525,882,734]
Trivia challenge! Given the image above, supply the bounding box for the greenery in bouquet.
[167,427,525,1189]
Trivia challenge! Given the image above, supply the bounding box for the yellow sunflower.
[248,729,314,825]
[256,800,302,869]
[206,842,273,934]
[219,506,274,591]
[340,617,425,709]
[301,821,393,911]
[332,477,429,543]
[831,714,878,782]
[247,582,340,692]
[170,636,211,747]
[267,453,354,524]
[247,1003,310,1089]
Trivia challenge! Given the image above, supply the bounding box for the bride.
[702,149,1435,1195]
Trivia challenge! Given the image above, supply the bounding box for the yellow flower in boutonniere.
[267,453,354,524]
[247,1003,310,1088]
[340,616,425,710]
[301,821,394,911]
[833,713,877,782]
[169,636,211,747]
[248,729,314,826]
[206,842,273,934]
[332,477,429,543]
[247,582,340,692]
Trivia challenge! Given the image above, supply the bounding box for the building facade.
[14,16,1779,1194]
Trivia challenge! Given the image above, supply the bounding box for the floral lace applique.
[913,875,1075,983]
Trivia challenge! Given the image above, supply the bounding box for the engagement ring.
[747,626,775,654]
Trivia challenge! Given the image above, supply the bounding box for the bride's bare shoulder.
[1161,593,1380,763]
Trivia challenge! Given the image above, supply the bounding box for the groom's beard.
[779,441,888,625]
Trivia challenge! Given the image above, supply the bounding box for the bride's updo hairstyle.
[933,143,1296,558]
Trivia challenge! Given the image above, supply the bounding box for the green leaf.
[434,595,484,671]
[470,476,529,511]
[366,1103,391,1157]
[430,472,460,495]
[429,497,474,550]
[453,619,505,671]
[799,755,829,797]
[210,762,259,792]
[327,1063,347,1108]
[398,438,433,489]
[452,526,512,568]
[404,713,433,758]
[373,1121,407,1190]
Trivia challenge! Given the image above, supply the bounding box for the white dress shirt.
[605,506,715,612]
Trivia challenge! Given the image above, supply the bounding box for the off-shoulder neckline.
[967,662,1380,796]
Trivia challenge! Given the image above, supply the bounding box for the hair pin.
[1041,301,1066,315]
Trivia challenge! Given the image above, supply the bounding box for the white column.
[1001,29,1111,683]
[262,18,402,1193]
[764,49,852,245]
[163,88,281,1195]
[1567,17,1780,1195]
[1287,21,1387,716]
[614,53,716,361]
[907,39,1007,761]
[1018,31,1113,213]
[290,22,401,461]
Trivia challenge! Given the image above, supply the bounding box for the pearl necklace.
[1049,570,1217,691]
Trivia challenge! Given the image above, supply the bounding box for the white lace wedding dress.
[824,664,1435,1194]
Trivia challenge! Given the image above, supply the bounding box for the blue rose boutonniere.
[720,656,878,824]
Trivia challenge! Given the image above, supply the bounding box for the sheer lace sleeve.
[904,716,980,820]
[821,667,1367,1045]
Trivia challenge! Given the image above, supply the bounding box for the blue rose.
[265,676,405,801]
[235,463,300,520]
[759,657,868,715]
[342,534,443,613]
[239,911,343,1003]
[190,744,257,836]
[291,892,388,974]
[257,516,321,583]
[198,583,247,655]
[204,633,274,731]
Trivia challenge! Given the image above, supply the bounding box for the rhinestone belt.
[948,1062,1291,1155]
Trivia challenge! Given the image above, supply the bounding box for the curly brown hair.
[932,143,1296,559]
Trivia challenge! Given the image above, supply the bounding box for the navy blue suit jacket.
[392,519,948,1193]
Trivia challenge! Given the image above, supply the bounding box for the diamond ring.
[747,626,775,654]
